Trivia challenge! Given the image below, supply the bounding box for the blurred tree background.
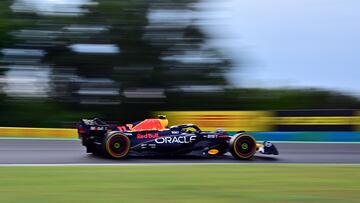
[0,0,359,127]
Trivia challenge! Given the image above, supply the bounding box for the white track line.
[0,163,360,167]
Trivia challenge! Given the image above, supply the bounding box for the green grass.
[0,164,359,203]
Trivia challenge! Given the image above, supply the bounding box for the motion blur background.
[1,0,359,128]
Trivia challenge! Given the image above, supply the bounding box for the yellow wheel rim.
[114,142,121,149]
[241,143,248,150]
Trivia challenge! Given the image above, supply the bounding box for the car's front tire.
[102,132,131,159]
[229,133,256,160]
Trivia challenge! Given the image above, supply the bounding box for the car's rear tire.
[230,133,256,160]
[102,132,131,159]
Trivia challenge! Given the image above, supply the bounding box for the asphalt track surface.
[0,139,359,164]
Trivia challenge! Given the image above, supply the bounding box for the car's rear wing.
[78,118,109,135]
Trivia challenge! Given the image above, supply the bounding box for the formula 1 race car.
[77,116,278,159]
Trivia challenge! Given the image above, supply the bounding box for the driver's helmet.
[158,115,169,128]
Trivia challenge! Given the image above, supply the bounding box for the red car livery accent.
[132,119,167,131]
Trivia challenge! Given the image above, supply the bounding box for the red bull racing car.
[78,116,278,159]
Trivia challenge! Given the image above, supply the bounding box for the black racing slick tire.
[229,133,257,160]
[102,132,131,159]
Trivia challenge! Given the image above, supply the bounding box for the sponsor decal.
[136,133,159,139]
[207,149,219,155]
[171,131,179,134]
[90,126,107,131]
[140,143,156,149]
[207,134,217,139]
[264,141,272,147]
[155,135,196,144]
